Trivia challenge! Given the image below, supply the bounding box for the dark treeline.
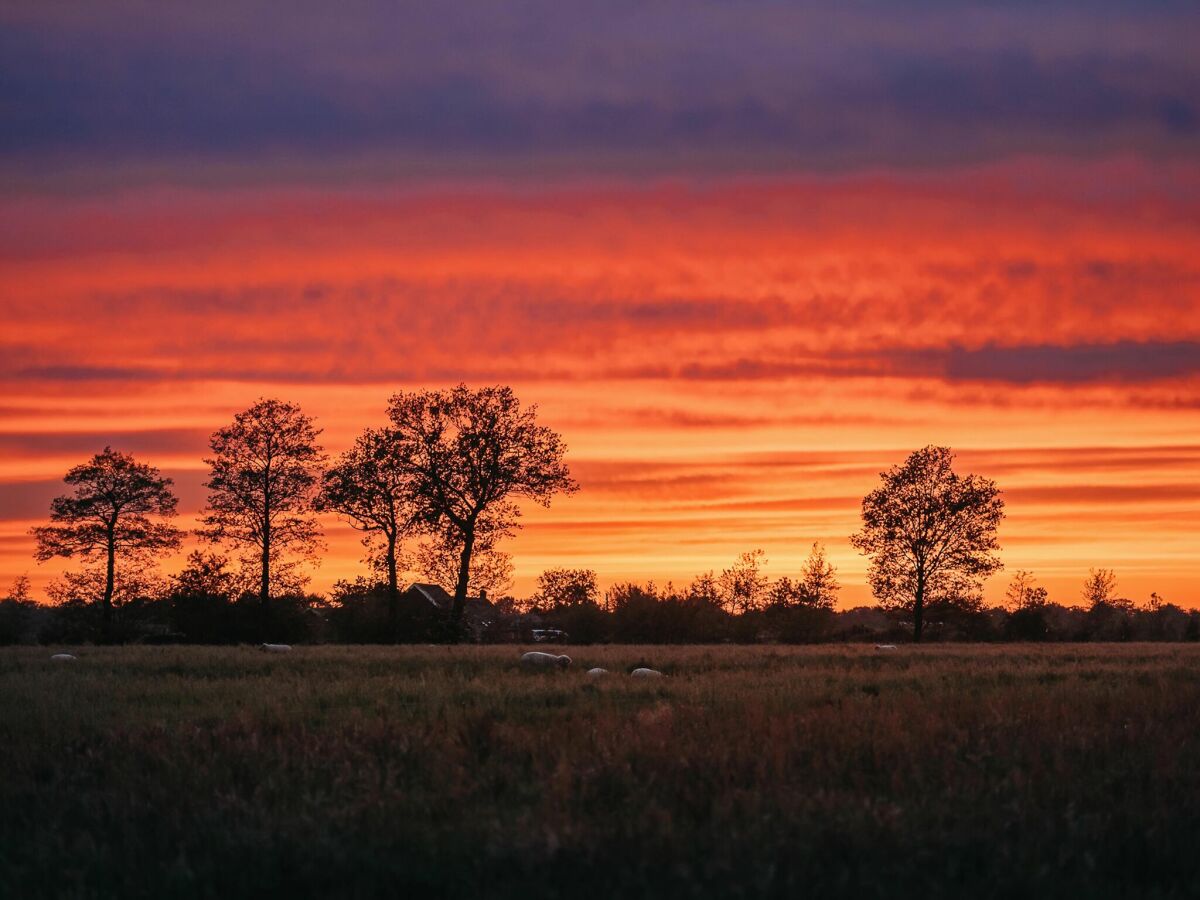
[6,385,1196,646]
[2,554,1197,647]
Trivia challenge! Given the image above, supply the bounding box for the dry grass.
[2,644,1199,898]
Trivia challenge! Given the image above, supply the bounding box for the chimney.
[479,589,488,604]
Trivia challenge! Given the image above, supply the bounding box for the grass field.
[3,644,1199,899]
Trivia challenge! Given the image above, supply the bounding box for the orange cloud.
[2,160,1198,606]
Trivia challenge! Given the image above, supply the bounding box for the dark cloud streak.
[2,3,1198,178]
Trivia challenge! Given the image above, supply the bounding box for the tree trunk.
[385,532,399,642]
[449,529,475,641]
[913,575,925,643]
[259,520,271,640]
[102,529,116,643]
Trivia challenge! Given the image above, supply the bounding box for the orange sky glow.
[3,158,1198,607]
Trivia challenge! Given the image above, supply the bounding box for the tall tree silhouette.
[319,427,414,636]
[31,447,182,642]
[199,399,325,628]
[850,446,1004,642]
[387,385,576,635]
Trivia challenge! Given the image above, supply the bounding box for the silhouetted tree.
[5,574,32,604]
[532,568,599,610]
[718,550,768,614]
[387,385,576,635]
[850,446,1004,642]
[685,572,720,609]
[166,551,236,643]
[319,427,415,636]
[1082,568,1129,610]
[0,575,36,645]
[798,542,839,609]
[199,399,325,632]
[1005,570,1049,610]
[767,576,803,608]
[172,550,236,598]
[1002,570,1050,641]
[31,447,182,642]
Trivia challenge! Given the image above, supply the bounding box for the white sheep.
[259,643,292,653]
[586,667,608,678]
[50,653,77,661]
[520,651,571,670]
[630,667,664,678]
[875,644,898,651]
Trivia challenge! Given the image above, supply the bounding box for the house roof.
[403,582,496,614]
[405,582,454,609]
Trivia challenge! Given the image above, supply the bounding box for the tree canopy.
[850,446,1004,641]
[31,447,182,641]
[199,399,326,623]
[387,384,576,630]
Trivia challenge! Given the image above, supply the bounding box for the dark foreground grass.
[2,644,1199,899]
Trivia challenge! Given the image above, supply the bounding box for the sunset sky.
[2,1,1198,607]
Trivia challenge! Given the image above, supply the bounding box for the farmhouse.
[397,582,499,641]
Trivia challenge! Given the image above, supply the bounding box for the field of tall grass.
[3,644,1199,898]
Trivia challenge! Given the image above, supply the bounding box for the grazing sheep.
[521,651,571,670]
[259,643,292,653]
[875,644,898,651]
[630,667,664,678]
[50,653,77,661]
[586,667,609,678]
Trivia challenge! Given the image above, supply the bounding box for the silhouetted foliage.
[31,448,182,642]
[200,399,326,636]
[387,385,576,636]
[1082,567,1131,610]
[0,576,36,645]
[415,527,514,599]
[532,568,599,610]
[718,550,768,615]
[12,390,1198,647]
[851,446,1004,642]
[768,543,840,611]
[1005,605,1050,641]
[319,427,416,638]
[1005,570,1049,611]
[765,603,836,643]
[164,551,237,643]
[325,576,451,644]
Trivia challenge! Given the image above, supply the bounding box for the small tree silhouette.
[718,550,768,615]
[532,568,599,610]
[1082,568,1131,611]
[1005,570,1049,610]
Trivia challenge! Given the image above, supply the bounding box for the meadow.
[2,644,1199,899]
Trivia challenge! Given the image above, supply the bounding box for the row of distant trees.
[9,384,1194,644]
[2,555,1195,645]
